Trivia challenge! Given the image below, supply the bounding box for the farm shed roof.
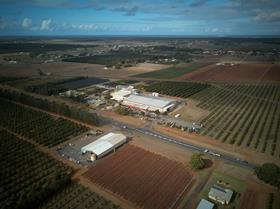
[208,185,233,204]
[81,132,126,157]
[124,94,175,109]
[196,199,214,209]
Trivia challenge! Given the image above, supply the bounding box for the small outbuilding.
[196,199,214,209]
[81,132,126,160]
[208,185,233,205]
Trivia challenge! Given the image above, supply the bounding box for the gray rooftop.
[208,185,233,204]
[196,199,214,209]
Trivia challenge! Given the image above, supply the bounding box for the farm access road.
[104,117,257,170]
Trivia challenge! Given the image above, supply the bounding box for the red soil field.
[239,189,257,209]
[261,65,280,82]
[84,145,193,209]
[177,63,280,83]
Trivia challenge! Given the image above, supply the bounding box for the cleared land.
[38,183,121,209]
[84,145,193,209]
[0,62,168,78]
[170,99,210,122]
[178,63,280,83]
[133,62,211,79]
[0,99,88,147]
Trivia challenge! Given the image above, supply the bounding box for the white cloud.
[255,11,280,22]
[71,23,97,30]
[40,19,53,31]
[22,18,32,29]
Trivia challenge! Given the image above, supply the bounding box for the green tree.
[115,106,130,115]
[189,153,205,170]
[255,163,280,188]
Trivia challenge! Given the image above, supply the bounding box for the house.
[208,185,233,205]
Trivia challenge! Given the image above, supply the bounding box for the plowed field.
[178,63,280,83]
[84,145,193,209]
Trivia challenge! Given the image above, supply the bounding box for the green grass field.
[199,171,246,209]
[133,62,211,79]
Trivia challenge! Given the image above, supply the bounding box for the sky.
[0,0,280,36]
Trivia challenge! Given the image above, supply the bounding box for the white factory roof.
[124,94,174,108]
[81,132,126,156]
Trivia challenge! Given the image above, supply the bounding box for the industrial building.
[122,94,176,113]
[208,185,233,205]
[196,199,214,209]
[81,132,126,161]
[110,86,138,102]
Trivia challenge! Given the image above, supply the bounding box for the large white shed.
[81,132,126,159]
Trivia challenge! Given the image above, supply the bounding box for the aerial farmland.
[0,3,280,208]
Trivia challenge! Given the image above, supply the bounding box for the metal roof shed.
[196,199,214,209]
[81,132,126,158]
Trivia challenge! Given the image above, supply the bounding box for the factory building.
[122,94,176,113]
[81,132,126,161]
[110,86,138,102]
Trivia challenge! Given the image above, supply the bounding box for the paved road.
[108,119,257,170]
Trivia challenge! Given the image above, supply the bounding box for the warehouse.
[208,185,233,205]
[110,86,138,102]
[122,94,176,113]
[81,132,126,160]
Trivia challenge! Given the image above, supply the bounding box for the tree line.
[0,87,100,126]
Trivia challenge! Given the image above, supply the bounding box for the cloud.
[71,23,97,30]
[40,19,53,31]
[113,6,138,16]
[189,0,207,7]
[22,18,32,29]
[255,11,280,22]
[0,16,6,29]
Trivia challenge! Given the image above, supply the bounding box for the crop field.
[23,77,108,96]
[0,43,92,54]
[190,83,280,157]
[133,62,211,79]
[239,189,257,209]
[57,77,108,89]
[144,81,210,98]
[63,52,157,66]
[84,145,193,209]
[0,99,88,147]
[0,130,72,209]
[38,183,120,209]
[178,63,280,83]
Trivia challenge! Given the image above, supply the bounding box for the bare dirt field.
[170,99,210,122]
[0,62,169,79]
[83,144,194,209]
[131,132,193,164]
[177,63,280,83]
